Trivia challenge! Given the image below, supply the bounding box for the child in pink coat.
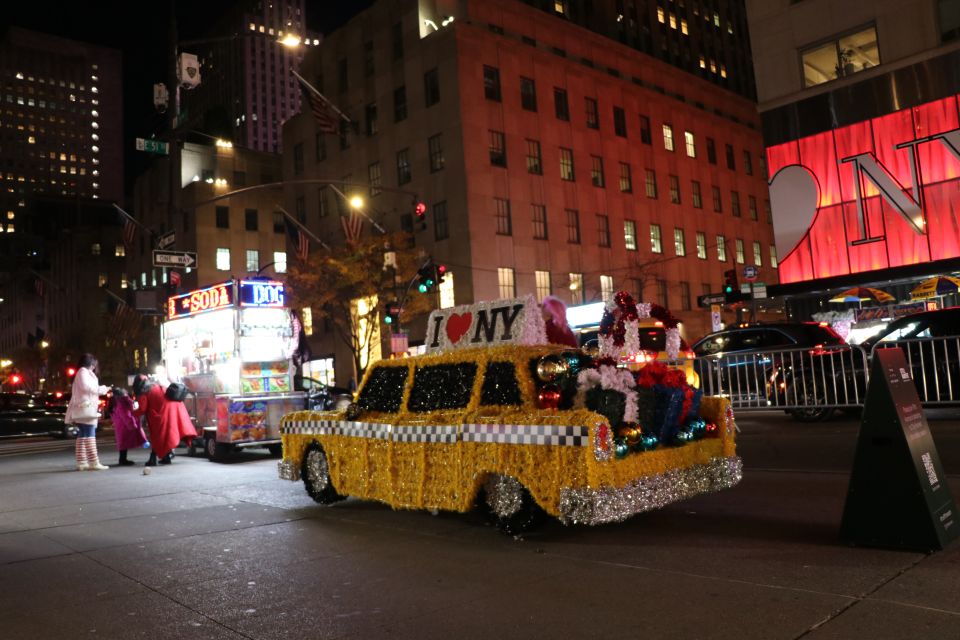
[107,387,147,466]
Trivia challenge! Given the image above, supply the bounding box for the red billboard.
[767,95,960,284]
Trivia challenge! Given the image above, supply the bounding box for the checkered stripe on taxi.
[282,419,589,447]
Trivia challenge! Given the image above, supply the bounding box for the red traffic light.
[414,202,427,218]
[437,264,446,275]
[9,373,22,385]
[66,367,77,377]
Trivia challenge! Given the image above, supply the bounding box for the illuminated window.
[600,275,614,302]
[560,147,575,181]
[645,169,658,199]
[98,273,107,287]
[498,267,516,298]
[216,247,230,271]
[246,249,259,272]
[274,251,287,273]
[674,228,686,256]
[657,7,665,23]
[716,236,727,261]
[753,241,763,267]
[684,131,696,157]
[669,13,677,29]
[735,238,745,264]
[619,162,632,192]
[27,136,34,144]
[569,273,584,305]
[121,273,128,289]
[770,245,778,268]
[801,26,879,88]
[115,244,125,257]
[91,243,101,255]
[439,271,455,309]
[696,232,707,259]
[532,204,548,239]
[624,220,637,251]
[681,19,688,35]
[699,56,706,69]
[662,124,674,151]
[650,224,662,254]
[535,270,552,301]
[302,307,313,336]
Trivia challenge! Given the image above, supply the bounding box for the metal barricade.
[872,335,960,405]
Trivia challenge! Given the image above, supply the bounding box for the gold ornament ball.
[536,354,569,383]
[581,341,600,358]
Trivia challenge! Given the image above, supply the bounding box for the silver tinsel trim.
[484,474,524,518]
[558,456,743,526]
[304,448,331,490]
[277,459,300,481]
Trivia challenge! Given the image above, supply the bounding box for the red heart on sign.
[445,312,473,344]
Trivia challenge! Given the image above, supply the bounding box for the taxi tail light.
[684,349,695,360]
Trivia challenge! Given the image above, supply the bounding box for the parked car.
[861,307,960,405]
[693,322,850,421]
[0,392,78,439]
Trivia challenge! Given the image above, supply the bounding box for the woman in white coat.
[64,353,110,470]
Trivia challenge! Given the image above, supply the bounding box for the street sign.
[740,283,751,294]
[136,138,169,155]
[743,265,759,282]
[753,282,767,299]
[153,250,196,268]
[157,231,175,250]
[697,293,727,308]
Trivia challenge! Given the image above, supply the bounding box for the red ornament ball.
[538,385,562,409]
[704,422,719,438]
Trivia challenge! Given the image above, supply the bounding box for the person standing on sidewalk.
[133,375,196,466]
[107,387,147,466]
[64,353,110,471]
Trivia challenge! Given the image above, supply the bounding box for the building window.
[674,228,686,256]
[274,251,287,273]
[748,195,758,221]
[696,232,707,259]
[520,76,537,111]
[293,142,304,174]
[396,148,411,184]
[498,267,516,298]
[585,97,599,129]
[495,197,512,235]
[650,224,663,253]
[273,211,284,233]
[424,68,440,106]
[679,282,691,311]
[554,87,569,120]
[600,275,614,302]
[613,107,626,137]
[90,242,101,256]
[735,238,745,264]
[770,245,778,268]
[668,175,681,204]
[433,201,449,240]
[692,181,702,208]
[645,169,658,199]
[684,131,696,157]
[368,162,382,196]
[392,21,403,59]
[394,85,407,122]
[560,147,575,181]
[315,133,326,161]
[566,209,580,243]
[731,191,741,217]
[428,134,444,172]
[569,272,584,304]
[619,162,632,192]
[765,199,773,224]
[753,241,763,266]
[662,124,674,151]
[532,204,548,239]
[364,41,375,77]
[597,214,610,247]
[98,273,108,288]
[712,185,722,213]
[233,170,247,187]
[716,236,727,262]
[706,137,717,164]
[590,156,605,187]
[216,206,229,228]
[115,244,125,257]
[639,115,651,144]
[483,65,501,101]
[801,25,879,88]
[489,130,507,167]
[339,121,350,150]
[656,279,668,307]
[245,208,258,231]
[624,220,637,251]
[725,144,736,170]
[525,139,542,174]
[216,247,230,271]
[246,249,259,272]
[535,270,552,301]
[337,58,348,92]
[743,151,753,176]
[365,103,378,136]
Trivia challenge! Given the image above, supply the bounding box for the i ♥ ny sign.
[426,295,547,353]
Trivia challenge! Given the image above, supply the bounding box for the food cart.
[161,279,305,460]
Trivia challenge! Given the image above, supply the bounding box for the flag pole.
[26,269,63,293]
[112,204,153,234]
[277,206,330,250]
[291,70,352,125]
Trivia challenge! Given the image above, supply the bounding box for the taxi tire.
[302,442,345,505]
[481,476,545,536]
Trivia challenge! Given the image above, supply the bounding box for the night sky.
[1,1,373,198]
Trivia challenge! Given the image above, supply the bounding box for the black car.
[0,392,77,439]
[693,322,851,421]
[861,307,960,404]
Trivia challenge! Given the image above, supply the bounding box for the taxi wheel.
[302,442,345,505]
[482,475,544,536]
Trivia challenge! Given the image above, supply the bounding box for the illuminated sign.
[767,94,960,284]
[239,280,286,307]
[167,282,234,319]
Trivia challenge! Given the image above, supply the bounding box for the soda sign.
[168,282,234,319]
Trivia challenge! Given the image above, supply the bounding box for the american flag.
[341,214,364,245]
[296,75,339,134]
[110,299,140,340]
[117,209,138,251]
[34,277,44,298]
[285,216,310,262]
[169,271,181,287]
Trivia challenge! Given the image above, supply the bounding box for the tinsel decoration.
[538,384,562,410]
[653,384,685,443]
[480,361,523,406]
[408,363,478,412]
[584,387,627,429]
[357,366,409,412]
[598,291,641,359]
[664,327,682,360]
[576,365,639,424]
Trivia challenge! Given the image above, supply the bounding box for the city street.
[1,411,959,639]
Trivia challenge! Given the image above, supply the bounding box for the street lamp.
[40,340,49,349]
[349,195,364,210]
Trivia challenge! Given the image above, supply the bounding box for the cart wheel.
[187,437,202,457]
[205,437,231,462]
[301,442,345,504]
[482,474,545,536]
[267,443,283,457]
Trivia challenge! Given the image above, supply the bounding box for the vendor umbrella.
[829,287,896,305]
[909,275,960,300]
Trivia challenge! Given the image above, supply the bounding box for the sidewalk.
[0,446,958,639]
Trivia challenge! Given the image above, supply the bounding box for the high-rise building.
[747,1,960,319]
[282,0,774,386]
[178,0,320,153]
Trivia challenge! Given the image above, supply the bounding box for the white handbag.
[73,400,100,422]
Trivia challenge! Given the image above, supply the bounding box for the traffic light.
[414,201,427,231]
[723,269,738,294]
[435,263,447,286]
[66,366,77,378]
[8,373,21,385]
[417,260,437,293]
[384,301,401,325]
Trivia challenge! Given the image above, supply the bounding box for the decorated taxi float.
[278,292,741,534]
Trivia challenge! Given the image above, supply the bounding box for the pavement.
[0,412,959,639]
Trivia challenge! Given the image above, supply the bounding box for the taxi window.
[480,361,522,406]
[408,363,478,412]
[357,366,409,412]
